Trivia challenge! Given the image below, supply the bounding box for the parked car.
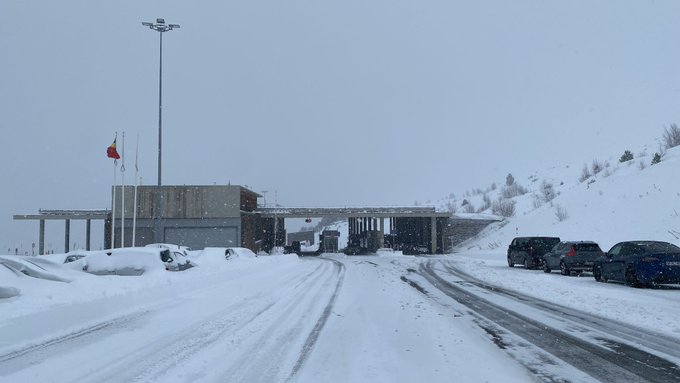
[593,241,680,287]
[145,243,192,257]
[507,236,561,269]
[81,247,192,276]
[543,241,604,275]
[63,250,97,264]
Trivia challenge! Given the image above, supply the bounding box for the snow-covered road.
[1,257,344,383]
[2,253,680,382]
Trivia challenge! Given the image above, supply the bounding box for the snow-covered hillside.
[448,145,680,253]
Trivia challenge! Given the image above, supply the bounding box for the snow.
[2,145,680,381]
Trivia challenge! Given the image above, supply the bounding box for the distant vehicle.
[543,241,605,275]
[593,241,680,287]
[82,247,192,276]
[507,236,561,269]
[402,244,430,255]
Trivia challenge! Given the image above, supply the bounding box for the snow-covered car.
[593,241,680,287]
[62,250,98,264]
[145,243,192,256]
[81,247,192,276]
[0,255,73,282]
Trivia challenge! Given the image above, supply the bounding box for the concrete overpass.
[257,207,452,254]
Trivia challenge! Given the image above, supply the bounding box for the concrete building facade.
[108,185,263,251]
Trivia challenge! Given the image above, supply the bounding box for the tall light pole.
[142,18,180,243]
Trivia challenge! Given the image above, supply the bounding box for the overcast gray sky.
[2,1,679,252]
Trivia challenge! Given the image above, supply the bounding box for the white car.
[81,247,192,276]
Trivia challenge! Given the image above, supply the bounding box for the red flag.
[107,138,121,159]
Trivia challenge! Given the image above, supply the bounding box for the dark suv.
[507,236,560,269]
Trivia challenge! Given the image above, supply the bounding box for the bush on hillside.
[554,204,569,222]
[540,180,556,202]
[591,159,603,175]
[662,124,680,149]
[501,183,527,198]
[477,194,491,212]
[492,198,515,217]
[579,164,591,182]
[619,150,634,163]
[652,152,662,165]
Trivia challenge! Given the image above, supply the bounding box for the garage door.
[165,227,238,250]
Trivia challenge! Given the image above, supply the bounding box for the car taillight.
[566,246,576,257]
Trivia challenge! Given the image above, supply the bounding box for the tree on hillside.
[506,173,515,187]
[619,150,634,163]
[652,152,662,165]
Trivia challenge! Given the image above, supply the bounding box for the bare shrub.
[639,160,646,170]
[662,123,680,149]
[501,183,527,198]
[462,202,476,214]
[591,159,603,175]
[540,180,556,202]
[579,164,591,182]
[477,194,491,212]
[555,204,569,222]
[492,198,516,217]
[651,152,662,165]
[532,194,543,209]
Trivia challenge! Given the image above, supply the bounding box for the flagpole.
[112,155,117,248]
[121,132,126,248]
[132,134,139,247]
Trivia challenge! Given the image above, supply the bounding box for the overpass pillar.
[86,219,91,251]
[39,219,45,255]
[431,216,437,254]
[64,219,71,253]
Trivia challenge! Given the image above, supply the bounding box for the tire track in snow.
[418,260,680,383]
[440,262,680,360]
[216,257,344,383]
[285,257,345,382]
[77,261,327,383]
[0,309,152,374]
[0,261,325,383]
